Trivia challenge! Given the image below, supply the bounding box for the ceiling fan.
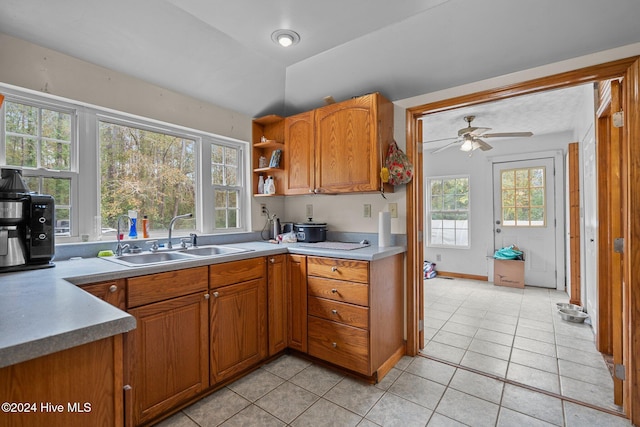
[425,115,533,154]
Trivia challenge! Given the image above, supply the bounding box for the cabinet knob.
[212,291,219,298]
[109,284,118,293]
[269,258,275,264]
[332,342,337,348]
[331,309,338,315]
[331,288,338,294]
[204,293,210,300]
[331,266,338,272]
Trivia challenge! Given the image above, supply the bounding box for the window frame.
[0,84,252,242]
[0,92,79,237]
[426,174,471,249]
[210,140,245,232]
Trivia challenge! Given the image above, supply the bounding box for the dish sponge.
[97,250,114,257]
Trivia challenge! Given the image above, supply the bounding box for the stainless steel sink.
[100,245,251,267]
[179,245,249,256]
[102,251,194,267]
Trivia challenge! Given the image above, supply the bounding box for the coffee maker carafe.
[0,168,55,272]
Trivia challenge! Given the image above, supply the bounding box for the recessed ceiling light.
[271,29,300,48]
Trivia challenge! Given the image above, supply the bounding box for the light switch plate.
[389,203,398,218]
[306,204,313,218]
[364,204,371,218]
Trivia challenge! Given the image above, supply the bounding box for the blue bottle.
[128,210,138,239]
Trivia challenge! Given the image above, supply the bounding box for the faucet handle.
[146,240,159,251]
[180,238,190,249]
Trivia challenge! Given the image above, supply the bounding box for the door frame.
[405,56,640,423]
[489,151,565,290]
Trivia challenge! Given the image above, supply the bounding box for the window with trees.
[500,167,546,226]
[428,176,470,247]
[1,86,251,242]
[2,99,75,236]
[99,120,196,236]
[211,142,242,230]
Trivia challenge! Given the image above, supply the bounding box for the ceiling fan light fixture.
[271,29,300,47]
[460,139,473,152]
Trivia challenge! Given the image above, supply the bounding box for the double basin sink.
[102,245,251,267]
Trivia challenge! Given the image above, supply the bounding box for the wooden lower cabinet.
[306,254,404,380]
[82,279,126,309]
[268,254,287,355]
[287,254,308,352]
[0,335,123,427]
[210,258,267,384]
[126,267,209,426]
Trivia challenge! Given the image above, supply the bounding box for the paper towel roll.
[378,211,391,247]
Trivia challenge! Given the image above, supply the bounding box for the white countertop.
[0,241,405,368]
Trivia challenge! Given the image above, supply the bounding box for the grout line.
[416,352,627,419]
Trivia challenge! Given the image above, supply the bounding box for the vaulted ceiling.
[1,0,640,120]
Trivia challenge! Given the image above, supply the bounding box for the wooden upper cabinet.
[314,93,393,194]
[284,111,314,195]
[278,92,394,195]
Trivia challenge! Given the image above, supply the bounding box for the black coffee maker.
[0,168,55,272]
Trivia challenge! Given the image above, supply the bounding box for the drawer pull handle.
[332,342,337,348]
[109,285,118,293]
[331,309,338,315]
[212,291,219,298]
[331,288,338,294]
[331,266,339,272]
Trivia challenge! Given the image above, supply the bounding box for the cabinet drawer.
[307,316,369,375]
[308,296,368,329]
[210,257,266,288]
[307,256,368,283]
[307,277,368,306]
[127,267,208,308]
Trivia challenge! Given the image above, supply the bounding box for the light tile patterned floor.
[157,278,631,426]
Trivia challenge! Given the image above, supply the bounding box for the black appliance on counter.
[294,219,328,243]
[0,168,55,272]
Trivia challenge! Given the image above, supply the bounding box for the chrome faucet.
[115,215,130,256]
[167,213,193,249]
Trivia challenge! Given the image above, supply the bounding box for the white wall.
[423,132,573,277]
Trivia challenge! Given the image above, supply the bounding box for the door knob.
[496,228,501,233]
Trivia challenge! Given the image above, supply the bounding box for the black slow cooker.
[294,220,327,243]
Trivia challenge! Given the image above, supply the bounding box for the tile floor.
[156,277,632,427]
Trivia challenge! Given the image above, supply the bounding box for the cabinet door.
[268,255,287,356]
[127,292,209,426]
[284,111,314,194]
[314,94,380,193]
[287,254,308,352]
[82,280,126,309]
[210,278,267,384]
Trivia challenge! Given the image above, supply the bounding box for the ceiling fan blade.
[423,136,459,144]
[469,127,491,136]
[482,132,533,138]
[430,140,460,154]
[474,138,493,151]
[458,126,479,136]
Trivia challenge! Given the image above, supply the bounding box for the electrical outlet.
[306,204,313,218]
[436,254,442,262]
[364,204,371,218]
[389,203,398,218]
[260,204,267,216]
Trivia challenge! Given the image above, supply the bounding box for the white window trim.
[210,138,246,233]
[427,174,471,249]
[0,83,252,243]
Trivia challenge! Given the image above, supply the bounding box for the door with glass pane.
[493,158,556,287]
